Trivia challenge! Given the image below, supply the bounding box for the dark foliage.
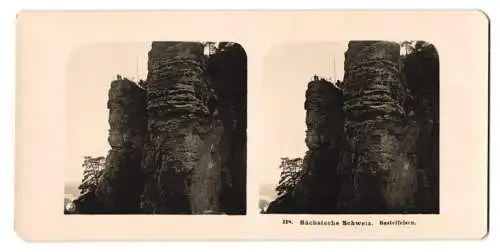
[70,156,107,214]
[401,41,440,213]
[98,144,146,213]
[275,157,305,197]
[72,191,107,214]
[78,156,105,195]
[206,42,247,215]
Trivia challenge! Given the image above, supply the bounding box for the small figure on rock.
[117,74,122,80]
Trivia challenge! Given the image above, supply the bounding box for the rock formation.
[303,79,344,213]
[401,42,440,213]
[267,40,439,214]
[71,42,247,215]
[96,78,147,213]
[206,43,247,214]
[140,42,217,214]
[337,41,419,213]
[137,42,247,214]
[267,78,343,213]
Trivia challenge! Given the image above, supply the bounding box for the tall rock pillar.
[302,78,343,212]
[141,42,222,214]
[266,78,343,213]
[97,78,147,213]
[337,41,419,213]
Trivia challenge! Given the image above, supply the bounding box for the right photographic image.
[259,40,439,214]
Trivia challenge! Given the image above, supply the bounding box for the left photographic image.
[64,41,247,215]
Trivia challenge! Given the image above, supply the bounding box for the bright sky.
[66,42,151,184]
[258,42,348,191]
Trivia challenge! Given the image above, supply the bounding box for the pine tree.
[78,156,106,195]
[275,157,305,197]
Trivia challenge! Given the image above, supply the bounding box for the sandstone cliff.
[76,78,147,214]
[337,41,419,213]
[137,42,247,214]
[267,78,343,214]
[101,78,147,213]
[72,42,247,215]
[267,40,439,214]
[140,42,217,213]
[206,43,247,214]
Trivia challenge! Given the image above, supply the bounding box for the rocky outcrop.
[302,79,344,213]
[267,78,343,214]
[96,78,148,213]
[206,43,247,214]
[140,42,221,214]
[305,78,343,150]
[402,42,440,213]
[266,41,438,214]
[71,42,247,215]
[337,41,420,213]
